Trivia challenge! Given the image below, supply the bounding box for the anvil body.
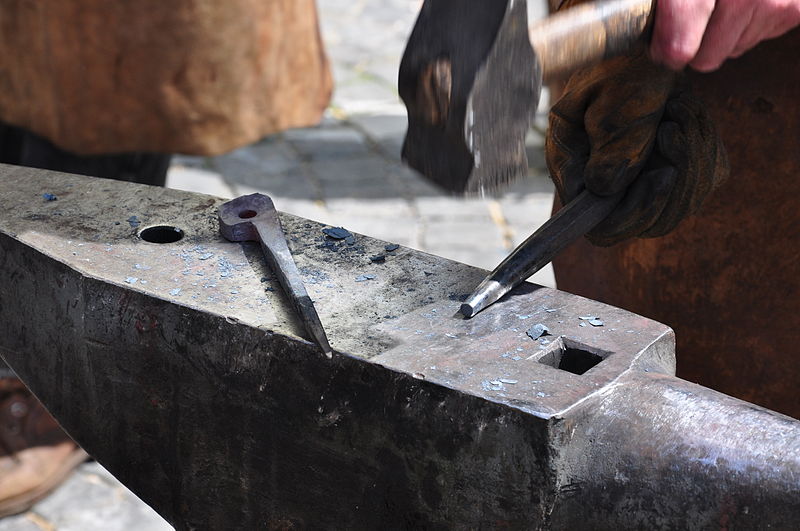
[0,165,798,529]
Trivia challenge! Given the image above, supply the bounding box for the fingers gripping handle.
[530,0,655,82]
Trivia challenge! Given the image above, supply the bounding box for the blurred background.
[0,1,552,529]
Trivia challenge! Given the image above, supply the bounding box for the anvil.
[0,165,798,529]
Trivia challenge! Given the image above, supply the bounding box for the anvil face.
[0,165,797,530]
[375,290,672,417]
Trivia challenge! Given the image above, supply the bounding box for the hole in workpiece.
[238,210,257,219]
[139,225,184,244]
[537,338,609,376]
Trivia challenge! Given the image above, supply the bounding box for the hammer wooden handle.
[530,0,655,82]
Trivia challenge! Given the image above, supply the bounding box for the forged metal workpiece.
[218,193,332,357]
[0,165,798,529]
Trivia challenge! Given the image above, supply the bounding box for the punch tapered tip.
[459,303,476,318]
[460,279,507,318]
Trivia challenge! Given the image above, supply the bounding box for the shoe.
[0,378,88,517]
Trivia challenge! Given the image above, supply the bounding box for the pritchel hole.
[139,225,185,244]
[238,210,257,219]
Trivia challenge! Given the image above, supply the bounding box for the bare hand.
[650,0,800,71]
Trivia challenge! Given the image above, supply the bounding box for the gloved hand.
[545,47,729,246]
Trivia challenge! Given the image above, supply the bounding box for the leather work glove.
[545,47,729,247]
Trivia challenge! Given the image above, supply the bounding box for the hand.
[546,50,729,246]
[650,0,800,72]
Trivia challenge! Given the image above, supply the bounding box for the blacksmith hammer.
[400,0,654,193]
[400,0,654,316]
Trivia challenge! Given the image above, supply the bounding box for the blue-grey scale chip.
[526,323,550,340]
[323,227,352,240]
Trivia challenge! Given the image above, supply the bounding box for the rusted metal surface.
[218,193,332,357]
[0,165,798,529]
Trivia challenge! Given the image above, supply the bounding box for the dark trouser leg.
[0,121,172,186]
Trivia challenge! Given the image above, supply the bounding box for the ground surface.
[2,1,553,528]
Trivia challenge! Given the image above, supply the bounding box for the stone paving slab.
[4,1,557,528]
[0,462,171,531]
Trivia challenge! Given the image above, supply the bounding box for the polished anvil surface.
[0,165,798,530]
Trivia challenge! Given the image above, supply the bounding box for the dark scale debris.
[42,193,58,201]
[345,235,356,246]
[384,243,400,252]
[322,227,352,240]
[127,215,141,228]
[370,254,386,263]
[526,323,550,340]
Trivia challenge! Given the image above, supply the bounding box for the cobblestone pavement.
[3,1,554,528]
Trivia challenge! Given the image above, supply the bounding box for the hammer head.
[218,193,276,242]
[399,0,540,195]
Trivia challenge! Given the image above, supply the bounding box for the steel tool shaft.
[218,193,332,357]
[460,190,621,317]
